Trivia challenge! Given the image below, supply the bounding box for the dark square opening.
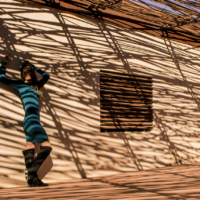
[100,70,153,132]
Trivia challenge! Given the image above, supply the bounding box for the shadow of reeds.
[1,0,200,187]
[1,163,200,199]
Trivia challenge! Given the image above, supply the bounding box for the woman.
[0,54,52,187]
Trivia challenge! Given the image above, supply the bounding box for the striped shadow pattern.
[100,70,153,132]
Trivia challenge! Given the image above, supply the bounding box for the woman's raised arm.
[0,55,23,89]
[32,65,50,89]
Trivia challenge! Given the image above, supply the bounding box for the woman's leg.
[25,141,35,150]
[27,140,52,187]
[22,142,35,186]
[23,140,52,187]
[40,139,52,148]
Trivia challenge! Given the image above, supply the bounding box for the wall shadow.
[1,163,200,199]
[1,0,200,187]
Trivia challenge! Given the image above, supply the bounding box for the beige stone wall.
[1,0,200,188]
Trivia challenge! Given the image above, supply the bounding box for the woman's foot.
[27,146,52,187]
[30,176,49,187]
[23,146,52,187]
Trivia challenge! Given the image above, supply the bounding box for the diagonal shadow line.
[153,110,199,160]
[0,20,17,58]
[88,175,180,200]
[10,0,200,48]
[43,90,87,178]
[98,22,130,70]
[54,11,100,91]
[1,9,89,180]
[15,0,161,29]
[163,29,200,110]
[1,1,200,184]
[3,9,198,79]
[118,131,143,171]
[97,23,145,169]
[154,112,182,165]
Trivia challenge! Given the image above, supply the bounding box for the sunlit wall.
[1,0,200,188]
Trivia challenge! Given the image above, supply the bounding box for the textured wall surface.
[1,0,200,188]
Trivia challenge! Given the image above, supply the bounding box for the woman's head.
[21,60,39,85]
[21,60,44,99]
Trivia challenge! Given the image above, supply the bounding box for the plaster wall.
[1,0,200,188]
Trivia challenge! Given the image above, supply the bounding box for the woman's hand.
[2,54,11,64]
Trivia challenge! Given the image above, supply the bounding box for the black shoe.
[30,176,49,187]
[26,146,52,187]
[22,149,35,185]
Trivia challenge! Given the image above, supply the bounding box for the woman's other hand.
[2,54,11,64]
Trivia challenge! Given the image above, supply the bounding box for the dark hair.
[21,60,44,99]
[21,60,38,84]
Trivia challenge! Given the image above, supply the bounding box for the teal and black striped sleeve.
[0,62,22,89]
[33,65,50,88]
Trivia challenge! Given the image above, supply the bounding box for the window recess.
[100,70,153,132]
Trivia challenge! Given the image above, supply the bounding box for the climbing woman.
[0,54,52,187]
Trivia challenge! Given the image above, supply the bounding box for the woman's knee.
[25,141,35,150]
